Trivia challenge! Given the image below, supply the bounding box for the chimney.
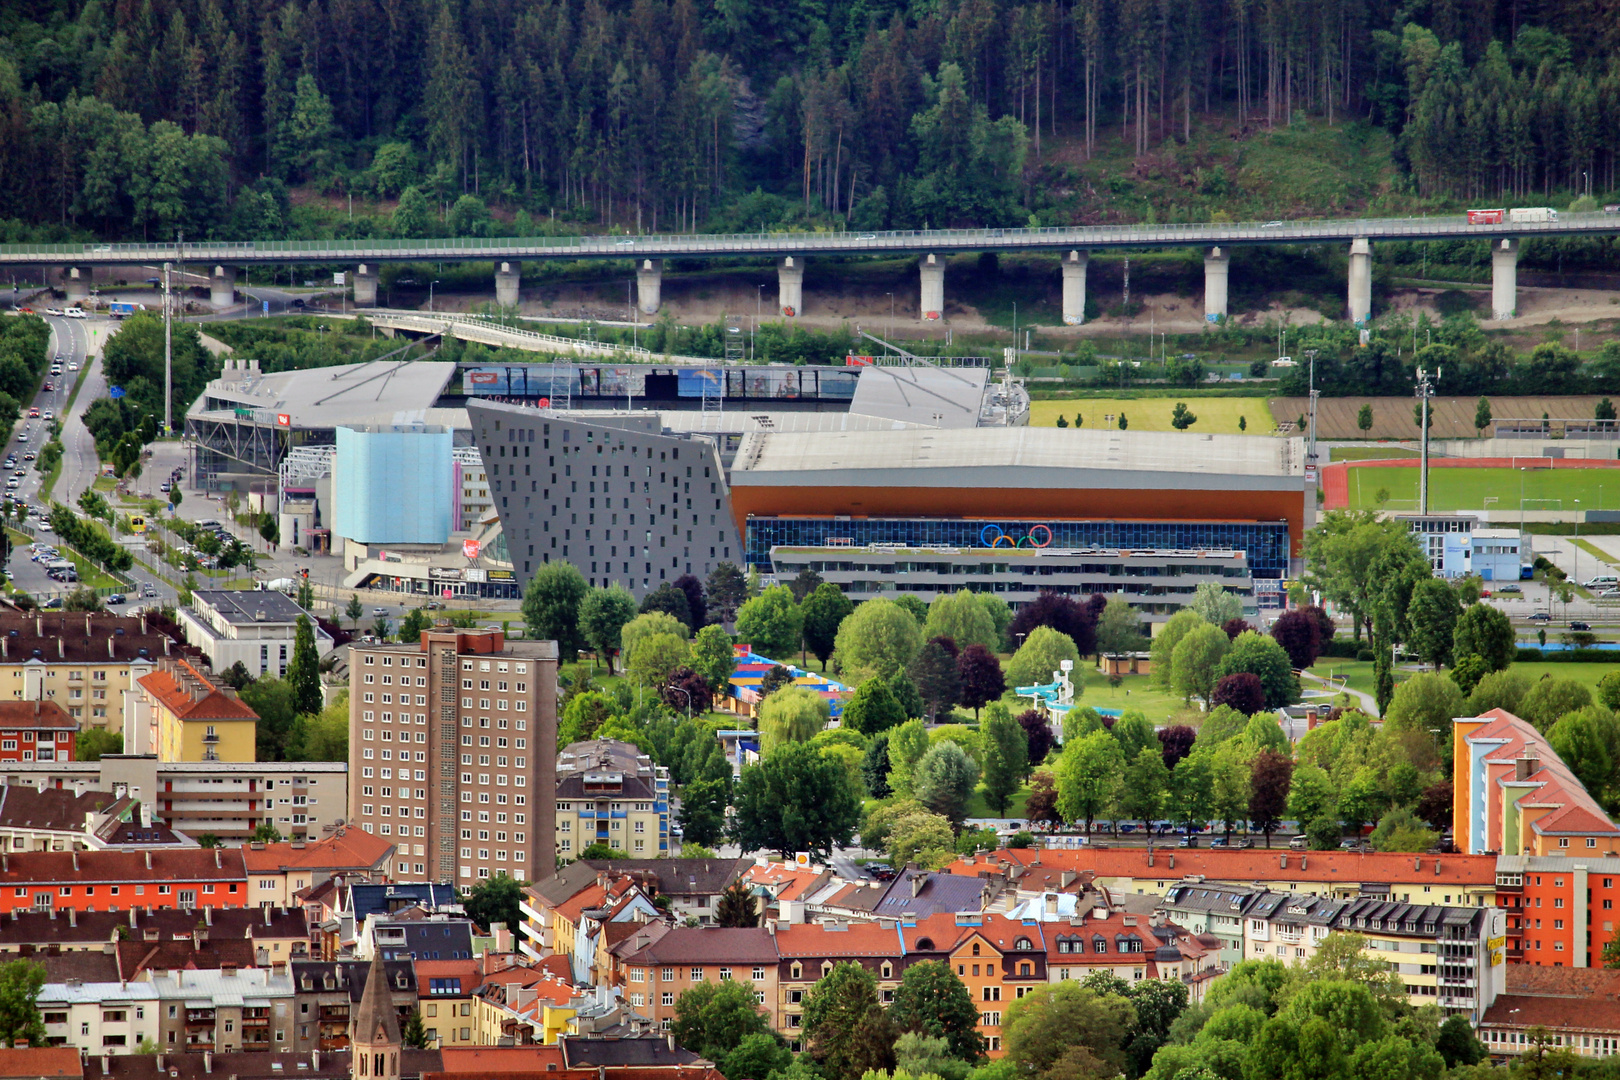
[910,873,926,898]
[1435,860,1442,875]
[68,908,76,928]
[1300,856,1307,870]
[157,1056,165,1071]
[145,852,152,870]
[1167,855,1174,869]
[1280,855,1288,869]
[312,1052,319,1071]
[1517,742,1541,781]
[1060,870,1077,888]
[204,1052,213,1074]
[71,852,78,872]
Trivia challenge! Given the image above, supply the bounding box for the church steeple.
[351,950,402,1080]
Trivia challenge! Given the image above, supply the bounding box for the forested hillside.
[2,0,1620,242]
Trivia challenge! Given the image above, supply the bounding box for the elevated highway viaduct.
[8,212,1615,325]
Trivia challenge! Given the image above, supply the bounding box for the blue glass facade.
[745,516,1291,577]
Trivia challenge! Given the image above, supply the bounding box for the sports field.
[1029,398,1266,433]
[1342,465,1620,513]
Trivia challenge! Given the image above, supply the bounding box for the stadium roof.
[847,365,990,427]
[190,360,458,430]
[732,427,1305,486]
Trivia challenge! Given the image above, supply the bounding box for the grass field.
[1329,447,1418,462]
[1029,398,1270,434]
[1343,465,1620,514]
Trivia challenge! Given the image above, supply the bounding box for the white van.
[1583,575,1619,590]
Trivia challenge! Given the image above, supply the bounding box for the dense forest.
[4,0,1620,242]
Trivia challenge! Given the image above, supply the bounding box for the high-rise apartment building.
[347,626,558,885]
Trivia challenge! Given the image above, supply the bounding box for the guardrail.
[370,311,651,358]
[7,212,1620,264]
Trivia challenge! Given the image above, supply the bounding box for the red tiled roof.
[0,847,247,885]
[0,1048,84,1079]
[1506,965,1620,998]
[944,847,1498,887]
[773,921,903,959]
[619,927,778,965]
[0,700,76,730]
[740,863,824,901]
[243,827,394,873]
[437,1049,566,1075]
[138,660,258,720]
[1482,992,1620,1031]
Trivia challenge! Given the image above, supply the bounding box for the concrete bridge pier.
[495,261,521,308]
[777,257,805,317]
[1060,250,1088,325]
[63,268,90,305]
[1204,247,1229,323]
[919,254,946,321]
[1347,238,1373,325]
[636,259,662,315]
[1492,239,1519,320]
[353,264,379,308]
[210,265,236,307]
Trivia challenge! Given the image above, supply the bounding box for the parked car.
[1178,835,1200,848]
[1528,612,1552,622]
[106,594,126,605]
[39,598,61,609]
[1495,583,1522,594]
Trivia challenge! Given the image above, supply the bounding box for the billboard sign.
[462,539,481,560]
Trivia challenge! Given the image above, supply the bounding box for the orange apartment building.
[0,847,248,913]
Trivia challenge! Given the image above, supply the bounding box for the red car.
[27,408,38,418]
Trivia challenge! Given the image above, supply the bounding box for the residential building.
[576,858,749,927]
[363,917,476,962]
[554,740,668,859]
[1235,891,1348,968]
[0,613,176,732]
[178,591,334,679]
[244,827,395,909]
[615,927,779,1031]
[416,959,482,1047]
[1330,897,1505,1022]
[0,780,134,851]
[516,866,658,981]
[347,626,559,886]
[0,701,76,764]
[291,958,417,1053]
[0,906,307,964]
[1493,854,1620,967]
[1479,967,1620,1059]
[772,921,910,1042]
[38,975,157,1052]
[0,847,248,914]
[1453,709,1620,856]
[945,847,1499,908]
[85,1050,444,1080]
[130,660,258,763]
[1157,881,1269,965]
[472,969,579,1046]
[0,758,347,844]
[39,962,296,1054]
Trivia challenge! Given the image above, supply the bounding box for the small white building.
[178,590,333,679]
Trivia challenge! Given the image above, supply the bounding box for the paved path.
[1299,669,1379,716]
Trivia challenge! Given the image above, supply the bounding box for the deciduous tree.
[835,599,924,682]
[731,742,861,858]
[1249,750,1294,847]
[800,582,853,667]
[1056,730,1124,833]
[889,960,986,1061]
[980,703,1028,815]
[522,563,588,657]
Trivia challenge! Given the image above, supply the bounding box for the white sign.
[333,272,346,286]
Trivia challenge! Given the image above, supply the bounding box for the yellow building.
[0,612,178,731]
[133,659,258,762]
[474,971,579,1045]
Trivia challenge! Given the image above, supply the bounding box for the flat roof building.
[179,591,333,681]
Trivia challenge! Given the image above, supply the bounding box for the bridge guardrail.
[6,212,1620,264]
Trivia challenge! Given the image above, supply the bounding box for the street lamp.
[666,683,692,720]
[428,280,441,312]
[755,284,764,363]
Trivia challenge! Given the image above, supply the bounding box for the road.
[8,212,1620,269]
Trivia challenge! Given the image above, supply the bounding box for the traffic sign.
[108,386,124,399]
[538,397,550,408]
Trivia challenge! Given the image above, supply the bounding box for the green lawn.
[964,779,1033,821]
[1344,465,1620,514]
[1329,447,1418,462]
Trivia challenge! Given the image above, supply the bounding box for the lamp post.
[428,280,440,312]
[666,683,692,720]
[755,284,764,362]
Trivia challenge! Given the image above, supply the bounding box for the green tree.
[909,638,961,722]
[461,872,526,935]
[293,692,350,762]
[1003,982,1135,1080]
[1150,611,1206,689]
[75,728,123,761]
[1170,402,1197,430]
[886,719,931,797]
[392,185,432,238]
[1436,1014,1487,1068]
[678,778,731,849]
[924,589,998,651]
[1601,670,1620,713]
[889,960,986,1061]
[282,614,323,716]
[912,741,979,826]
[522,563,588,657]
[735,585,803,660]
[841,678,907,736]
[1171,624,1230,704]
[1116,746,1169,834]
[344,594,364,629]
[1287,764,1338,833]
[713,879,758,928]
[0,959,47,1048]
[1357,403,1374,434]
[980,703,1030,815]
[1469,669,1530,715]
[1405,578,1460,670]
[1518,677,1593,731]
[252,823,283,843]
[1005,627,1082,688]
[758,685,830,753]
[402,1009,430,1049]
[672,979,775,1062]
[1189,583,1241,626]
[834,599,924,682]
[627,632,691,688]
[691,625,738,693]
[889,670,926,720]
[1096,596,1145,657]
[706,562,750,625]
[1216,632,1299,709]
[1166,749,1215,835]
[803,962,896,1080]
[1549,706,1620,807]
[1452,602,1515,674]
[800,582,854,667]
[722,1035,792,1080]
[1473,397,1492,435]
[1368,806,1438,853]
[1056,730,1125,833]
[1383,672,1467,754]
[241,675,298,762]
[887,811,956,868]
[579,586,638,673]
[731,742,861,858]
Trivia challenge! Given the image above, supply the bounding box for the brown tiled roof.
[115,936,258,978]
[618,927,778,965]
[0,785,127,834]
[579,859,750,899]
[0,1047,83,1079]
[1482,993,1620,1031]
[242,826,393,874]
[0,847,246,885]
[1504,965,1620,998]
[559,1039,710,1069]
[0,701,76,731]
[0,613,175,665]
[0,906,305,949]
[773,921,904,959]
[38,950,120,983]
[437,1049,565,1075]
[85,1051,443,1080]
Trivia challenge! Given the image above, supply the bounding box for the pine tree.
[285,615,322,716]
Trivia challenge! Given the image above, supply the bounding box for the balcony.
[186,1011,216,1025]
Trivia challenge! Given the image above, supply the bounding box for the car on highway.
[1571,620,1592,631]
[372,606,388,616]
[41,411,52,421]
[1528,611,1552,622]
[44,308,62,317]
[27,408,38,418]
[66,363,78,372]
[159,482,170,493]
[1601,588,1620,598]
[16,433,27,443]
[41,384,52,392]
[23,453,35,461]
[106,594,125,606]
[1262,220,1284,227]
[64,309,85,319]
[141,584,157,597]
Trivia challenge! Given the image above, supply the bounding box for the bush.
[1356,649,1374,662]
[1515,647,1543,662]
